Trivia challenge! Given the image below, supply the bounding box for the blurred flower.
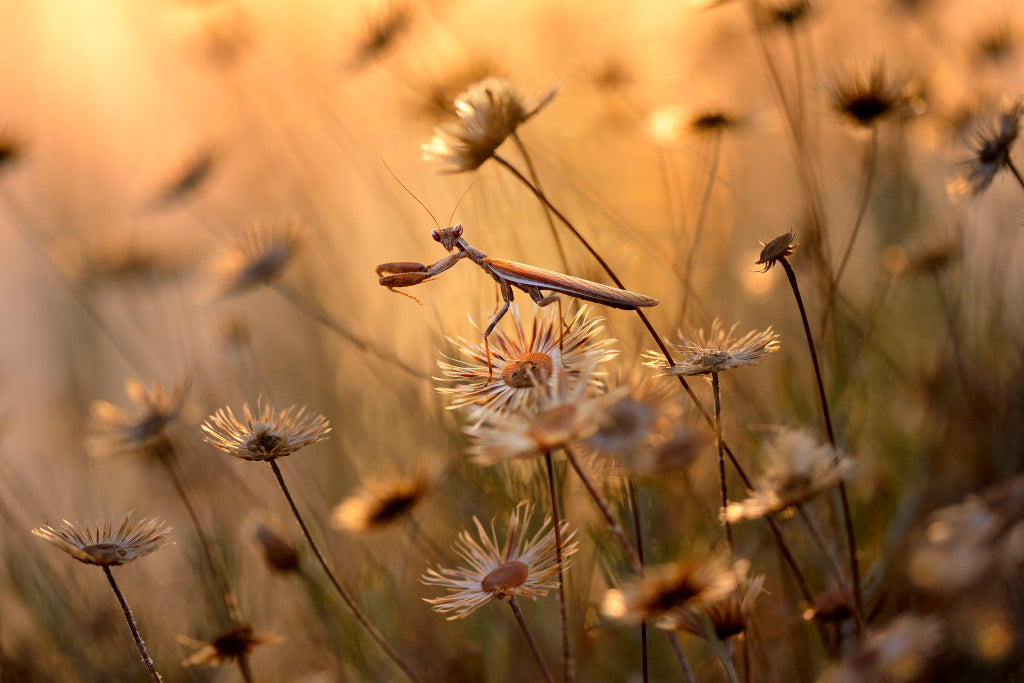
[820,614,945,683]
[88,379,190,458]
[802,581,854,624]
[647,105,746,146]
[54,227,190,287]
[947,99,1023,199]
[422,501,576,619]
[331,465,436,532]
[423,77,558,172]
[829,60,907,128]
[209,219,304,297]
[33,514,171,566]
[179,625,282,667]
[202,402,330,461]
[752,0,814,29]
[346,1,412,71]
[971,19,1018,66]
[415,61,498,122]
[643,320,780,376]
[149,146,217,207]
[902,236,960,276]
[0,127,25,171]
[662,569,766,640]
[245,513,301,573]
[724,430,852,523]
[755,232,796,272]
[601,556,738,627]
[908,474,1024,593]
[465,356,625,465]
[437,304,617,416]
[688,107,747,136]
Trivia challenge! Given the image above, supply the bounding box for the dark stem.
[1007,158,1024,192]
[627,479,649,683]
[795,505,864,635]
[561,446,643,574]
[712,372,734,551]
[831,127,879,295]
[403,514,446,561]
[512,132,570,272]
[154,439,241,626]
[544,451,573,683]
[780,257,863,632]
[509,596,558,683]
[271,281,428,380]
[267,460,421,682]
[102,566,163,683]
[669,632,697,683]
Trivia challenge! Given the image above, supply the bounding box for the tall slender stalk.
[627,479,649,683]
[712,372,734,552]
[544,451,573,683]
[267,460,421,682]
[102,566,163,683]
[681,131,723,321]
[509,596,558,683]
[512,132,570,272]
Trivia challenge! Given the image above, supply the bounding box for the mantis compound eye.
[430,229,442,243]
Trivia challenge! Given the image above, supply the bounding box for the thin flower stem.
[267,460,421,682]
[627,479,649,683]
[703,615,741,683]
[1008,158,1024,192]
[832,127,879,293]
[561,446,643,574]
[544,451,573,683]
[795,505,864,635]
[490,154,813,611]
[779,257,863,631]
[682,131,723,321]
[153,439,241,626]
[102,566,163,683]
[509,595,558,683]
[712,372,734,552]
[271,281,429,380]
[512,132,570,272]
[669,633,697,683]
[403,514,446,561]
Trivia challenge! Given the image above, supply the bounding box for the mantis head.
[431,224,464,252]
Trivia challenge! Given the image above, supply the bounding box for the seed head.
[423,77,558,172]
[661,569,766,640]
[179,625,282,667]
[88,378,190,458]
[346,2,412,71]
[202,401,330,461]
[33,513,171,566]
[829,60,906,128]
[209,219,304,297]
[947,99,1023,200]
[331,464,436,532]
[755,232,796,272]
[149,146,217,207]
[422,501,577,619]
[643,320,780,376]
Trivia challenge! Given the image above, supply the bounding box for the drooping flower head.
[755,232,797,272]
[422,501,577,619]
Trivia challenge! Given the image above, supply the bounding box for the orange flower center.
[501,352,554,388]
[481,560,529,594]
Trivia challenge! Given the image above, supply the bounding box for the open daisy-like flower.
[947,99,1023,199]
[202,402,330,461]
[422,501,577,619]
[660,569,766,640]
[724,430,852,523]
[643,320,780,376]
[465,355,626,466]
[423,77,558,172]
[88,379,190,458]
[209,219,304,297]
[437,304,617,416]
[33,514,171,566]
[179,625,282,668]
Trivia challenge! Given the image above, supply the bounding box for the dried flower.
[422,501,577,619]
[755,233,796,272]
[947,99,1023,199]
[331,465,436,532]
[752,0,813,29]
[55,228,190,286]
[820,614,945,683]
[724,430,852,523]
[422,77,558,172]
[662,570,766,640]
[346,2,412,71]
[601,556,738,627]
[908,474,1024,592]
[202,402,330,461]
[88,379,190,458]
[643,320,780,376]
[0,128,25,171]
[688,107,746,135]
[150,147,216,207]
[209,219,304,297]
[829,60,906,128]
[179,625,282,667]
[465,356,625,465]
[245,513,300,573]
[33,514,171,566]
[437,304,617,416]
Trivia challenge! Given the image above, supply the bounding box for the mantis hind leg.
[482,282,514,381]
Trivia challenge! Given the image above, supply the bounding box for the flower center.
[249,431,283,454]
[83,543,126,565]
[501,352,554,389]
[481,560,529,594]
[694,350,730,371]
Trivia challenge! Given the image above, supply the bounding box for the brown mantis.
[376,223,659,375]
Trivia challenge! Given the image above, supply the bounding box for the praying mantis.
[376,223,659,374]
